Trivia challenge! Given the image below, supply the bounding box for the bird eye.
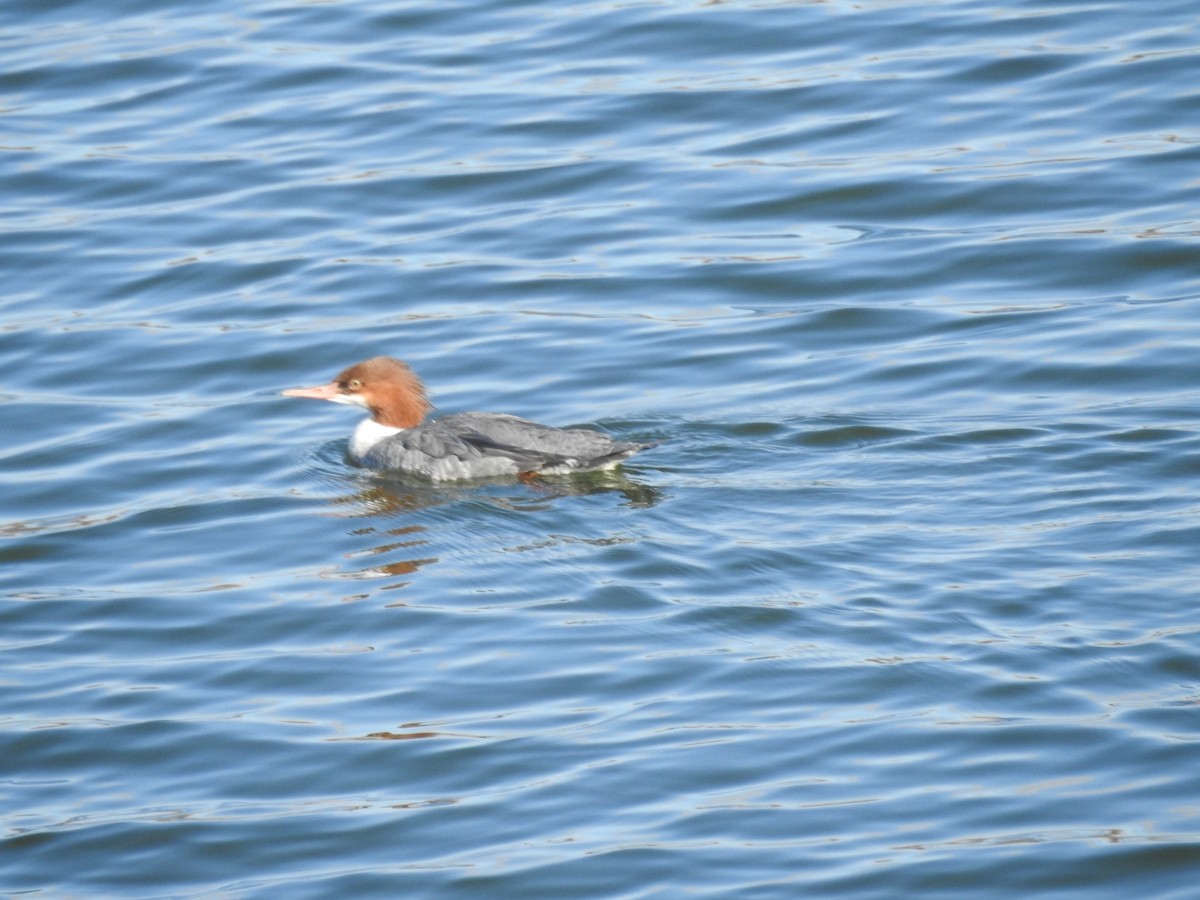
[346,378,362,391]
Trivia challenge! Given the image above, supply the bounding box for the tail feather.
[586,440,658,469]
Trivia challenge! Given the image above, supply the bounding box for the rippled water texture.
[4,0,1200,896]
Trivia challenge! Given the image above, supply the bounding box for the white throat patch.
[349,417,403,461]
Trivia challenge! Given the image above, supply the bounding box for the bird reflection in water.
[320,468,664,595]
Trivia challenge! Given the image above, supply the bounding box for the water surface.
[4,0,1200,896]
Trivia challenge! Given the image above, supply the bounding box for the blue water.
[4,0,1200,896]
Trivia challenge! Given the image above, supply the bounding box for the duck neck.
[350,417,403,461]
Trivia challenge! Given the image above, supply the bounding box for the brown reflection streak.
[329,724,484,742]
[376,558,437,576]
[355,539,429,557]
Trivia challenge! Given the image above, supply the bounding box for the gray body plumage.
[356,412,655,480]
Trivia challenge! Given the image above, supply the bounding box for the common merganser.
[283,356,657,480]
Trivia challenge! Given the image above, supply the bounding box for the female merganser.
[283,356,657,480]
